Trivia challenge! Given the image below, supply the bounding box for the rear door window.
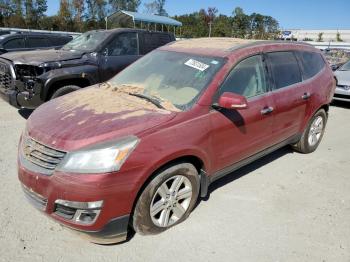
[297,51,325,79]
[267,52,302,89]
[143,33,171,54]
[3,38,25,49]
[26,37,50,48]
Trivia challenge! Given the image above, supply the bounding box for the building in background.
[281,29,350,42]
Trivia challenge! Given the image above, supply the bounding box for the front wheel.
[50,85,81,99]
[132,163,200,235]
[292,109,327,154]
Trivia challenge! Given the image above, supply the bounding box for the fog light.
[76,210,98,223]
[54,199,103,225]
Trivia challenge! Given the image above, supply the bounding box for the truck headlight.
[56,136,139,173]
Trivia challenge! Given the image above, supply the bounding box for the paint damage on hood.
[26,84,178,151]
[1,49,84,65]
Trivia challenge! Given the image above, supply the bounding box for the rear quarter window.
[268,51,302,89]
[297,51,325,79]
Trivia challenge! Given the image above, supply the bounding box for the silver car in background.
[334,60,350,102]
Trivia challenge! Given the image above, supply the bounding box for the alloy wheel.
[150,175,193,227]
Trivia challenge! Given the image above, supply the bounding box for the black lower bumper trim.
[71,215,130,244]
[0,88,20,108]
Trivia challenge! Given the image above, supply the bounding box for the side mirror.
[217,92,248,110]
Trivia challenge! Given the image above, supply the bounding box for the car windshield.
[61,31,109,52]
[340,60,350,71]
[109,50,225,111]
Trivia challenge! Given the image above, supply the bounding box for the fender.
[40,64,100,101]
[131,146,211,203]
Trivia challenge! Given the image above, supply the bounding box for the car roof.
[0,32,72,39]
[162,37,315,57]
[88,28,173,35]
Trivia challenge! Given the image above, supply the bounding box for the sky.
[46,0,350,30]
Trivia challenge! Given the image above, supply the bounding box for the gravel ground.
[0,98,349,262]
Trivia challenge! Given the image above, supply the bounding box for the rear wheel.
[292,109,327,153]
[50,85,81,99]
[132,163,200,235]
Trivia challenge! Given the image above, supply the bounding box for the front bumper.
[0,80,45,109]
[333,86,350,102]
[0,87,20,108]
[18,160,138,244]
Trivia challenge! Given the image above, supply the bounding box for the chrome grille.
[22,136,66,171]
[22,184,48,211]
[0,62,12,89]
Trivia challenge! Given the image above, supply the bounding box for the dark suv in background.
[0,32,73,54]
[0,28,175,109]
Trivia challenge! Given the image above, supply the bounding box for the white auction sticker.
[185,59,210,71]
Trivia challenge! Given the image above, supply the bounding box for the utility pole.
[209,22,212,37]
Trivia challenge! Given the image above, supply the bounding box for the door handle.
[261,106,274,115]
[302,92,311,100]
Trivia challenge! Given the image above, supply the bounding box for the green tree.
[317,32,323,42]
[72,0,84,31]
[144,0,167,16]
[109,0,140,13]
[200,7,218,37]
[85,0,107,30]
[232,7,250,38]
[336,32,343,42]
[58,0,72,30]
[212,14,232,37]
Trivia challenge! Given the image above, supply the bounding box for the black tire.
[292,109,327,154]
[132,163,200,235]
[51,85,81,99]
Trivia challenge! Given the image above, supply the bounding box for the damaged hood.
[1,49,84,65]
[26,85,177,152]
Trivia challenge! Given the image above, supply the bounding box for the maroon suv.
[18,38,335,244]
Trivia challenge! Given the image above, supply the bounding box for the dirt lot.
[0,98,349,262]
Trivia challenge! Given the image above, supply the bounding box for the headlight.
[56,136,139,174]
[39,62,62,71]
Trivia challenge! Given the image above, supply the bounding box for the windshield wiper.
[128,93,165,109]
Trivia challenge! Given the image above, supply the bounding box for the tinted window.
[143,33,171,54]
[297,51,325,79]
[49,36,72,46]
[27,37,49,48]
[106,32,138,56]
[268,52,302,89]
[3,38,25,49]
[219,55,267,98]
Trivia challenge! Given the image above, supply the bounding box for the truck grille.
[0,62,13,89]
[22,184,48,211]
[22,136,66,171]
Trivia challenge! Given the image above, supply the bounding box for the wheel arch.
[130,154,207,224]
[44,77,91,101]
